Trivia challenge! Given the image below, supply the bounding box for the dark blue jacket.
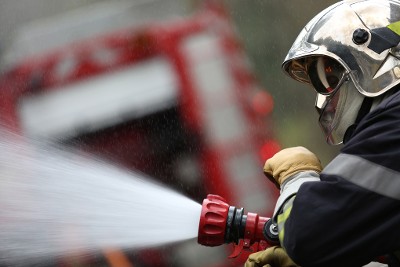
[282,89,400,267]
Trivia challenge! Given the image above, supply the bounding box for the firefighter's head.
[282,0,400,145]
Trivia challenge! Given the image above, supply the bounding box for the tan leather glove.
[245,246,298,267]
[264,146,322,189]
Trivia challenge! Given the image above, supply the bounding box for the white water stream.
[0,130,202,266]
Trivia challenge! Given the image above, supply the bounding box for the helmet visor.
[318,89,342,145]
[287,56,348,95]
[308,57,347,95]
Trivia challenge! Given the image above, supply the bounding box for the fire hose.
[197,194,279,258]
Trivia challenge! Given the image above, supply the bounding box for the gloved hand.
[245,246,298,267]
[263,146,322,189]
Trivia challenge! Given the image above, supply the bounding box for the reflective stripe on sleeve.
[277,196,295,245]
[323,153,400,200]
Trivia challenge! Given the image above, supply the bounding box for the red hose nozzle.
[197,194,230,246]
[197,194,279,257]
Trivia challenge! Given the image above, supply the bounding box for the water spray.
[0,131,202,266]
[197,194,279,258]
[0,130,278,266]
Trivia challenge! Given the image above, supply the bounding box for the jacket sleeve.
[279,173,400,267]
[276,92,400,267]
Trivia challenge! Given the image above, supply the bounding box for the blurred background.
[225,0,340,165]
[0,0,339,266]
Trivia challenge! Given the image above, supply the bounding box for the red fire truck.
[0,1,280,266]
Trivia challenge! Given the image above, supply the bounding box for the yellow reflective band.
[279,227,285,243]
[278,206,292,224]
[277,205,292,244]
[388,21,400,36]
[276,196,295,246]
[277,205,293,224]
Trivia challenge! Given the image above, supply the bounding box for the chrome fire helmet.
[282,0,400,145]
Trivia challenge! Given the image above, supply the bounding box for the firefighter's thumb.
[263,146,322,188]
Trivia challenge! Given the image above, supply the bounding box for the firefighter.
[245,1,400,267]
